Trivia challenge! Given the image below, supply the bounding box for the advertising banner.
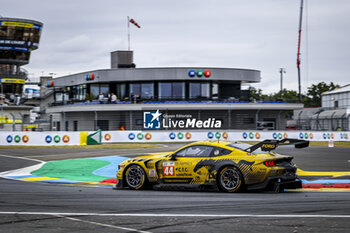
[0,132,80,146]
[0,131,348,146]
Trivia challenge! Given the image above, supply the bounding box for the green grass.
[32,158,112,182]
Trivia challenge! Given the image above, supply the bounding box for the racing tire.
[125,165,147,190]
[217,166,243,193]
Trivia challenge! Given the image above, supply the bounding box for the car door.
[159,145,214,184]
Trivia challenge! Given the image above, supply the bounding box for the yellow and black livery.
[116,139,308,192]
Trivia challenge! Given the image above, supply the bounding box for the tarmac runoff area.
[1,151,350,191]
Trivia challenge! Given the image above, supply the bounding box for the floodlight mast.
[297,0,304,103]
[127,16,130,51]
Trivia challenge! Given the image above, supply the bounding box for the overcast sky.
[3,0,350,94]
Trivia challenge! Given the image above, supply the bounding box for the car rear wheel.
[217,166,243,192]
[125,165,147,190]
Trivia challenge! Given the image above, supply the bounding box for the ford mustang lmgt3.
[116,139,308,192]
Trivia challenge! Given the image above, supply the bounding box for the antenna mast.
[297,0,304,103]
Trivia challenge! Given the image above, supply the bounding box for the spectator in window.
[107,92,112,104]
[130,92,135,103]
[111,93,117,103]
[136,93,141,103]
[98,92,104,104]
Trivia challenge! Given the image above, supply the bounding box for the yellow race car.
[115,139,308,192]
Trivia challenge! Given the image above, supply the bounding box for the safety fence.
[0,130,349,146]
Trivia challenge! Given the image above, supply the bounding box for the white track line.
[54,215,152,233]
[0,154,45,178]
[0,212,350,218]
[0,154,44,163]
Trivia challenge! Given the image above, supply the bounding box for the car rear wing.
[245,138,309,153]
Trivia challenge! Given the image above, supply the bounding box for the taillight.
[264,160,276,167]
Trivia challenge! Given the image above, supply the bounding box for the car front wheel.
[217,166,243,192]
[125,165,147,190]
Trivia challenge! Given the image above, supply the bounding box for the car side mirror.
[170,153,177,161]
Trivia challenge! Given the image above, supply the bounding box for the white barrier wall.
[101,131,350,143]
[0,132,81,146]
[0,131,349,146]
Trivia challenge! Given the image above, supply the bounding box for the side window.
[211,147,232,157]
[175,146,213,157]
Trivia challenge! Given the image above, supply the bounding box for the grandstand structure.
[43,51,303,131]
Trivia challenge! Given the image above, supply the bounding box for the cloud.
[3,0,349,93]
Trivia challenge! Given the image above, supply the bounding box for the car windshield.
[226,142,265,154]
[176,145,213,157]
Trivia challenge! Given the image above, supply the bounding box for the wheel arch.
[122,162,149,187]
[216,164,245,192]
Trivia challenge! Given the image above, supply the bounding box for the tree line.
[249,82,339,107]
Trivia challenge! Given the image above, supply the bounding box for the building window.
[90,84,100,99]
[55,121,61,131]
[55,92,63,102]
[90,84,109,99]
[130,83,141,98]
[190,83,201,99]
[96,120,109,130]
[158,82,185,100]
[116,83,126,100]
[243,118,254,124]
[100,84,109,96]
[71,84,86,101]
[141,83,154,99]
[190,82,210,99]
[172,82,185,99]
[130,83,154,99]
[201,83,210,98]
[73,121,78,131]
[158,83,171,99]
[65,121,69,131]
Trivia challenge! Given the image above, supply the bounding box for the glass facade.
[90,84,109,99]
[0,19,43,104]
[0,26,41,44]
[130,83,154,99]
[322,92,350,109]
[158,82,185,99]
[190,83,201,99]
[52,80,244,105]
[116,83,126,100]
[71,85,86,101]
[0,50,30,61]
[190,82,210,99]
[90,84,100,99]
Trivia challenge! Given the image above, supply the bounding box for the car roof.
[187,140,234,148]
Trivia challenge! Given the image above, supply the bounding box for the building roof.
[322,84,350,96]
[311,109,348,119]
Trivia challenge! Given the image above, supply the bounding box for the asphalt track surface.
[0,144,350,232]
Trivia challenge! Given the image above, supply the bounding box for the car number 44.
[163,162,175,176]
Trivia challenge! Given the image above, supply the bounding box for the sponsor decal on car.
[149,169,156,177]
[163,162,175,176]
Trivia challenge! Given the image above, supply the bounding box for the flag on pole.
[129,18,141,28]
